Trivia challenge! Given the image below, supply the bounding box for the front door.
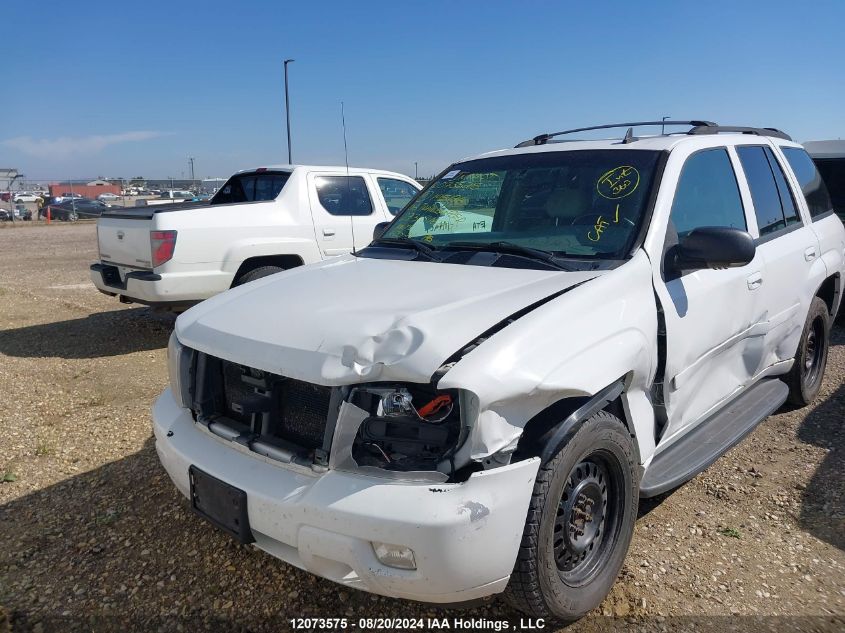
[651,146,766,444]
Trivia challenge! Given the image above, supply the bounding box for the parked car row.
[41,198,114,221]
[88,122,844,624]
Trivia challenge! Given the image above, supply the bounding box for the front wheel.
[504,410,639,623]
[785,296,830,406]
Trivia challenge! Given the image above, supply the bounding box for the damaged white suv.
[154,121,844,622]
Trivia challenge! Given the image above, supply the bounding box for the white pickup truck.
[90,165,420,308]
[155,122,843,622]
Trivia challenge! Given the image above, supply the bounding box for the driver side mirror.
[670,226,755,274]
[373,221,390,241]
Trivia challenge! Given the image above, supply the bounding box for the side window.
[765,148,800,227]
[669,148,746,238]
[782,147,835,218]
[315,176,373,216]
[737,146,787,235]
[377,178,419,215]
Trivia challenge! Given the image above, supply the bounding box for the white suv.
[154,122,844,622]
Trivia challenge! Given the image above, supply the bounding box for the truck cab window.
[315,176,373,216]
[211,172,291,205]
[377,178,419,214]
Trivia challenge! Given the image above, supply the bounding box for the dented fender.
[439,251,659,464]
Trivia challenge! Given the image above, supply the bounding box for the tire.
[785,296,830,406]
[504,410,639,623]
[68,212,78,222]
[233,265,284,286]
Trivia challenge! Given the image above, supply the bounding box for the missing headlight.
[349,384,465,474]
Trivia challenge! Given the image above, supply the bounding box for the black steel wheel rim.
[554,451,624,585]
[802,316,826,388]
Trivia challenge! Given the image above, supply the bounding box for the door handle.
[746,272,763,291]
[804,246,818,261]
[323,228,335,236]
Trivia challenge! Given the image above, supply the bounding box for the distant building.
[49,181,121,198]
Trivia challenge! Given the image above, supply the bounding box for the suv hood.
[176,256,600,385]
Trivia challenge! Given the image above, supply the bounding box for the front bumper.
[90,263,231,305]
[153,388,539,603]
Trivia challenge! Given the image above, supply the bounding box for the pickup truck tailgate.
[97,215,152,269]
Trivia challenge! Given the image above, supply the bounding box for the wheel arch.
[231,254,304,286]
[815,272,841,319]
[514,378,641,466]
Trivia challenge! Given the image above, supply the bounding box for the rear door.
[734,144,826,369]
[651,146,766,442]
[308,172,384,256]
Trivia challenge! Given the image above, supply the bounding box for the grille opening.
[193,354,333,460]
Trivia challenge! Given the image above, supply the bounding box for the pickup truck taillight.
[150,230,177,267]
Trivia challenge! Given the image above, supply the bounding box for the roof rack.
[515,120,792,147]
[687,124,792,141]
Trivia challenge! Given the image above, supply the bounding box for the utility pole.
[188,157,195,190]
[414,162,418,179]
[284,59,295,164]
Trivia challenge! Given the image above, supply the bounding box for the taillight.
[150,230,177,267]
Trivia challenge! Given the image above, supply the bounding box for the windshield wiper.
[442,241,574,271]
[369,237,442,262]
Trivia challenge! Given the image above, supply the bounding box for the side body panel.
[439,251,659,464]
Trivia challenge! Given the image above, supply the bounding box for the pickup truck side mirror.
[671,226,755,273]
[373,221,390,241]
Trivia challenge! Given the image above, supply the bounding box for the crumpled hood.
[176,256,599,385]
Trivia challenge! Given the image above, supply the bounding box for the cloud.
[1,131,167,159]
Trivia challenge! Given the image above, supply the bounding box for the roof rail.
[515,120,716,147]
[687,125,792,141]
[515,120,792,147]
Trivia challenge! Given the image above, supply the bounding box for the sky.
[2,0,844,181]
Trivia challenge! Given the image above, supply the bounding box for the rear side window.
[315,176,373,216]
[812,157,845,219]
[211,171,291,205]
[377,178,419,215]
[767,149,800,227]
[737,146,794,236]
[781,147,834,218]
[670,148,746,237]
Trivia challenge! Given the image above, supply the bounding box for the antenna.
[341,101,356,255]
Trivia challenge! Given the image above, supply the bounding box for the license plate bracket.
[189,465,254,544]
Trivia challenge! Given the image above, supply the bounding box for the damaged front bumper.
[153,387,540,603]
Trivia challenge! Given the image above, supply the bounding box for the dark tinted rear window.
[781,148,834,218]
[211,171,291,205]
[813,158,845,219]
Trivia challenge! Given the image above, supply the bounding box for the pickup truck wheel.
[785,296,830,406]
[503,410,638,623]
[233,265,284,286]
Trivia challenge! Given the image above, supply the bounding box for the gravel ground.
[0,222,842,633]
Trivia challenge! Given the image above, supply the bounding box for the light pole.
[284,59,295,164]
[661,116,670,135]
[414,162,418,179]
[188,157,195,190]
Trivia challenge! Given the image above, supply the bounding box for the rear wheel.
[785,296,830,406]
[504,410,639,623]
[233,265,284,286]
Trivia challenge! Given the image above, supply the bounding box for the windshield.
[380,150,661,259]
[211,170,291,205]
